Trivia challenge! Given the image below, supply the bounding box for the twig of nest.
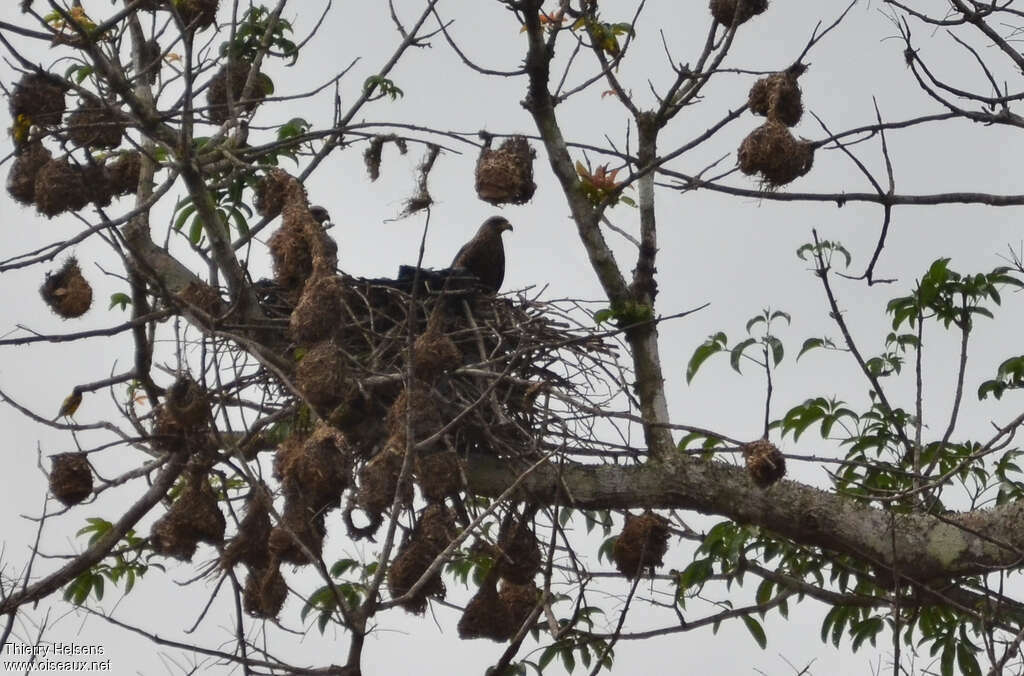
[206,60,268,123]
[40,258,93,319]
[748,70,803,127]
[612,511,670,578]
[34,158,91,217]
[243,564,287,619]
[6,142,52,205]
[10,73,67,127]
[66,103,124,149]
[738,120,814,188]
[741,439,786,487]
[475,136,537,206]
[709,0,769,27]
[49,452,92,506]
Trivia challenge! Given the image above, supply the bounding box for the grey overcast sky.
[2,1,1023,674]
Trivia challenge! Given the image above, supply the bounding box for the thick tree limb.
[465,454,1024,581]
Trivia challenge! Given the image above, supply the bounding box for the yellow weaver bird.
[55,390,82,420]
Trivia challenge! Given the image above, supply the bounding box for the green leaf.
[741,615,767,649]
[686,332,727,383]
[746,315,766,333]
[797,338,824,361]
[593,308,613,324]
[956,643,980,676]
[189,216,204,245]
[766,336,784,366]
[729,337,757,374]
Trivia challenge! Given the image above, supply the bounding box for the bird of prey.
[309,205,332,229]
[450,215,513,293]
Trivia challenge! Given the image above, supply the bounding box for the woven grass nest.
[742,439,786,487]
[40,258,92,318]
[612,511,670,578]
[206,60,270,123]
[738,120,814,188]
[709,0,768,27]
[49,452,93,506]
[475,136,537,205]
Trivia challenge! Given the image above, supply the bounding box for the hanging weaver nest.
[412,327,462,382]
[274,422,352,514]
[206,61,269,124]
[269,225,312,293]
[495,512,541,584]
[165,375,210,428]
[500,581,540,631]
[105,151,142,196]
[151,404,213,455]
[741,439,786,487]
[40,258,92,319]
[386,385,443,448]
[290,274,345,344]
[255,170,296,220]
[458,581,516,642]
[7,142,52,205]
[176,280,223,318]
[612,511,670,578]
[356,443,413,518]
[138,38,162,84]
[475,136,537,205]
[83,164,114,208]
[150,465,226,561]
[387,504,456,613]
[709,0,768,27]
[415,450,463,502]
[363,134,407,181]
[295,341,349,410]
[748,69,803,127]
[243,564,287,619]
[66,103,124,148]
[10,73,67,126]
[268,503,326,565]
[266,178,337,300]
[34,158,90,217]
[168,0,219,30]
[221,489,273,570]
[738,120,814,188]
[49,452,92,506]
